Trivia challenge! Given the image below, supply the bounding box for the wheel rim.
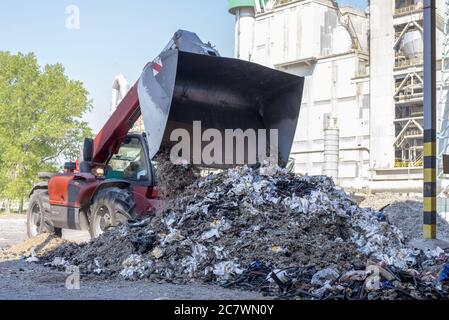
[94,205,112,236]
[29,202,42,237]
[93,205,129,237]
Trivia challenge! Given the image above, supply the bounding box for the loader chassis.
[28,134,161,237]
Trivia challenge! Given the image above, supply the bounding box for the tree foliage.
[0,52,92,200]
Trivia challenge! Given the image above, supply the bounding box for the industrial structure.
[228,0,449,195]
[111,74,144,133]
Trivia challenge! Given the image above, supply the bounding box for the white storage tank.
[228,0,256,61]
[401,30,423,64]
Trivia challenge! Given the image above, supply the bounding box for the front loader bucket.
[138,50,304,168]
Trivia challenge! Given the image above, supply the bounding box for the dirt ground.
[0,214,91,250]
[0,259,266,300]
[0,214,266,300]
[0,215,28,249]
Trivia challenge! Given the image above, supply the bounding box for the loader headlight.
[93,167,104,177]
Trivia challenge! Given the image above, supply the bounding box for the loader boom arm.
[90,30,221,165]
[92,83,141,164]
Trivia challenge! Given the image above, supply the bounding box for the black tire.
[89,188,136,239]
[27,191,62,238]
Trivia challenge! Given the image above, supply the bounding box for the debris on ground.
[382,201,449,242]
[359,193,419,211]
[42,163,449,299]
[0,233,65,262]
[154,147,200,199]
[358,193,449,243]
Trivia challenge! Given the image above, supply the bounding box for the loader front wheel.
[27,192,62,238]
[90,188,135,239]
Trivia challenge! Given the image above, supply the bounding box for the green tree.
[0,52,92,212]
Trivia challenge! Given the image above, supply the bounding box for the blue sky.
[0,0,367,132]
[338,0,367,8]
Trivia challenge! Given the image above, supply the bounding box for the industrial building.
[111,74,145,133]
[228,0,449,194]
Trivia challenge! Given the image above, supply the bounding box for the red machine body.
[29,72,167,237]
[41,83,162,231]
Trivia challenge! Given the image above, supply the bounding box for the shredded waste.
[44,164,449,300]
[153,147,199,200]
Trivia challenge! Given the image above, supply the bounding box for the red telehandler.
[26,30,304,239]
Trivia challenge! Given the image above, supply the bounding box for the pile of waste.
[382,201,449,243]
[359,193,418,211]
[360,193,449,243]
[45,164,449,300]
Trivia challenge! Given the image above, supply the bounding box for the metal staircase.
[330,0,363,51]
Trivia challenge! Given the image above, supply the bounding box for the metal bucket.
[138,40,304,168]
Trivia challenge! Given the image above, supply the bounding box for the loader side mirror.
[83,138,94,162]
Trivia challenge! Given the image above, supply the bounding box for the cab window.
[105,138,149,182]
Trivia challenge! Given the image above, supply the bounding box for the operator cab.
[102,134,156,186]
[106,137,147,181]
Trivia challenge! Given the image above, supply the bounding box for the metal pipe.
[423,0,437,239]
[234,6,255,61]
[323,114,339,180]
[368,183,423,193]
[292,147,370,155]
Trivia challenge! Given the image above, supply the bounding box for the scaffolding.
[395,0,424,15]
[438,0,449,194]
[393,1,425,167]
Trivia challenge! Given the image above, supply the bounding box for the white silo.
[228,0,256,61]
[401,30,423,64]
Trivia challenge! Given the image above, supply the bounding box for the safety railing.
[394,158,424,168]
[395,4,422,15]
